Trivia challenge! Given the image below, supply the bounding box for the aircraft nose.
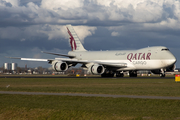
[168,54,176,65]
[172,57,176,64]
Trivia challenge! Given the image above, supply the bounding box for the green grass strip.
[0,78,180,96]
[0,94,180,120]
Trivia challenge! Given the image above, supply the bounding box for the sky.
[0,0,180,68]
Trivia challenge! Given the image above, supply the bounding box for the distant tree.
[16,67,22,74]
[38,66,44,74]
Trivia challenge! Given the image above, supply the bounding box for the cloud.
[111,31,120,37]
[41,0,84,11]
[0,0,19,7]
[39,25,67,40]
[73,26,97,43]
[20,38,26,41]
[1,0,180,67]
[1,0,180,28]
[1,0,180,43]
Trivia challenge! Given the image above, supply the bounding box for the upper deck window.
[161,48,169,51]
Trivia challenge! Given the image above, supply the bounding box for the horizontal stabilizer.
[42,51,75,58]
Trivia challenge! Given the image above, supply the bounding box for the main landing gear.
[116,71,124,77]
[101,69,166,78]
[129,71,137,77]
[101,71,114,77]
[101,71,125,77]
[101,71,138,78]
[117,71,139,77]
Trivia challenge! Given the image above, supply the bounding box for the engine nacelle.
[89,64,105,75]
[52,61,68,72]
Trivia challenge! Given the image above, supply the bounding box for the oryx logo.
[67,27,77,51]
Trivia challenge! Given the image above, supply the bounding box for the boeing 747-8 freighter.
[9,24,176,77]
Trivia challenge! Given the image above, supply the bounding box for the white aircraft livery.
[9,24,177,77]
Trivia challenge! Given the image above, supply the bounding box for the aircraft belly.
[91,60,164,70]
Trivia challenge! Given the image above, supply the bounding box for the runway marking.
[0,91,180,100]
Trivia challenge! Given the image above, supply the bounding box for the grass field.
[0,77,180,96]
[0,77,180,119]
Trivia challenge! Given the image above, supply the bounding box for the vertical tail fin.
[66,24,86,51]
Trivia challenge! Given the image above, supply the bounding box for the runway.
[0,76,175,79]
[0,91,180,100]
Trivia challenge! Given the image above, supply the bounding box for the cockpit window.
[161,48,169,51]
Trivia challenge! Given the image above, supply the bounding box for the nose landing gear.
[160,69,165,77]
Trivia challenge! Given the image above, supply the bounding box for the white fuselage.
[68,46,176,71]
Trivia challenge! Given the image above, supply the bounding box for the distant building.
[12,63,18,71]
[3,63,18,71]
[4,63,11,70]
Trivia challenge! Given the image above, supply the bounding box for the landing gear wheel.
[116,72,124,77]
[160,73,165,77]
[129,71,137,77]
[101,72,114,77]
[160,69,166,77]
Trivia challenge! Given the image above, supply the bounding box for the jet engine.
[88,64,105,75]
[52,61,68,72]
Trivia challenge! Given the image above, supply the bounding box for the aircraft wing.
[6,57,53,62]
[7,57,127,68]
[55,58,127,68]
